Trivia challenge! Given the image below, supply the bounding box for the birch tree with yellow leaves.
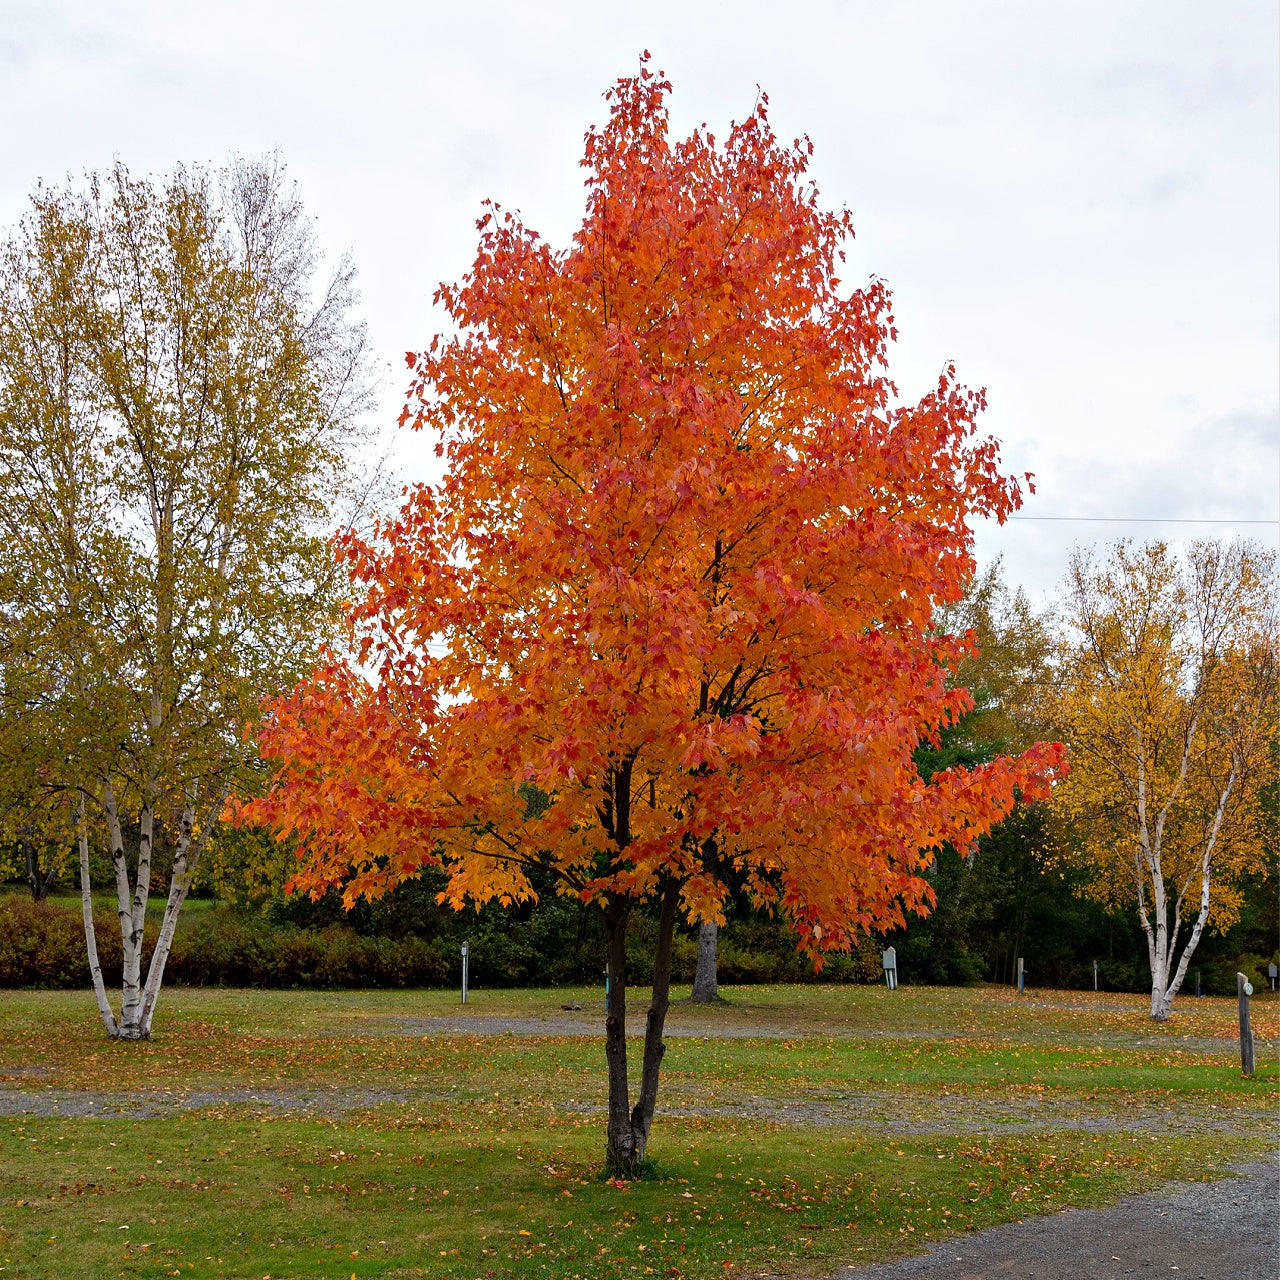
[0,157,374,1038]
[1053,540,1277,1021]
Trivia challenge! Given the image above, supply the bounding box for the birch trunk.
[1148,764,1237,1021]
[1147,874,1170,1021]
[139,783,222,1038]
[77,795,119,1038]
[101,780,149,1037]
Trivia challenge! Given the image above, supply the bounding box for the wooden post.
[1237,972,1254,1077]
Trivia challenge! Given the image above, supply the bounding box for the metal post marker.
[1237,972,1254,1077]
[1017,957,1025,995]
[1093,959,1098,992]
[460,941,469,1005]
[882,946,897,991]
[604,968,610,1014]
[1269,963,1277,992]
[1196,969,1201,998]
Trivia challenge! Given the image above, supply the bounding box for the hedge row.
[0,895,884,990]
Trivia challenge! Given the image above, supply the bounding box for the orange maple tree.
[241,62,1064,1172]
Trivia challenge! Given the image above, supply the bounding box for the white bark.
[103,777,160,1038]
[139,782,224,1037]
[1134,705,1215,1022]
[77,794,119,1038]
[1151,762,1239,1020]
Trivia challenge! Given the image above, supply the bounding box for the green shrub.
[0,892,884,990]
[0,897,89,988]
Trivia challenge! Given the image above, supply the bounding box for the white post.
[1017,957,1025,995]
[1093,959,1098,992]
[461,941,469,1005]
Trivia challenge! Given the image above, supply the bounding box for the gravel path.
[635,1090,1260,1138]
[349,1012,1270,1057]
[813,1156,1279,1280]
[2,1080,1264,1146]
[0,1085,420,1118]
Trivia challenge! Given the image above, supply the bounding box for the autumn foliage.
[243,62,1064,1169]
[1051,539,1277,1021]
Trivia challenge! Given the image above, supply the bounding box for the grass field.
[0,983,1275,1279]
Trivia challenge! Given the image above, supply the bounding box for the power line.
[1005,516,1278,525]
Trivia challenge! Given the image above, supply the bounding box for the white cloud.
[1,0,1275,601]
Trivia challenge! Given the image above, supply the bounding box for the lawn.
[0,983,1274,1279]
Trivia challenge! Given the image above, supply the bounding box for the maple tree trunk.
[633,881,679,1147]
[691,919,719,1003]
[603,904,633,1172]
[603,881,681,1174]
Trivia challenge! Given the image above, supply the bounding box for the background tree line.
[5,551,1274,1000]
[4,526,1275,1008]
[0,154,1274,1016]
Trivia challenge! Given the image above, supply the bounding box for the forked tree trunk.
[691,919,720,1003]
[1146,840,1223,1022]
[602,879,681,1174]
[1140,759,1236,1023]
[78,795,119,1038]
[139,783,221,1037]
[103,779,152,1038]
[79,779,220,1040]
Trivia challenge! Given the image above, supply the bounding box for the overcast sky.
[3,0,1277,601]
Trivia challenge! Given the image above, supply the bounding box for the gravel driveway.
[816,1155,1279,1280]
[353,1011,1265,1057]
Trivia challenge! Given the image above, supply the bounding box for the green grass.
[0,984,1275,1279]
[0,889,220,919]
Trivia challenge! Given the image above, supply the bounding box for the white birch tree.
[0,157,375,1037]
[1053,540,1278,1021]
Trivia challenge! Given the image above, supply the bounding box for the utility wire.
[1004,516,1278,525]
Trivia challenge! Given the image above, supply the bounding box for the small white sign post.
[882,946,898,991]
[460,941,470,1005]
